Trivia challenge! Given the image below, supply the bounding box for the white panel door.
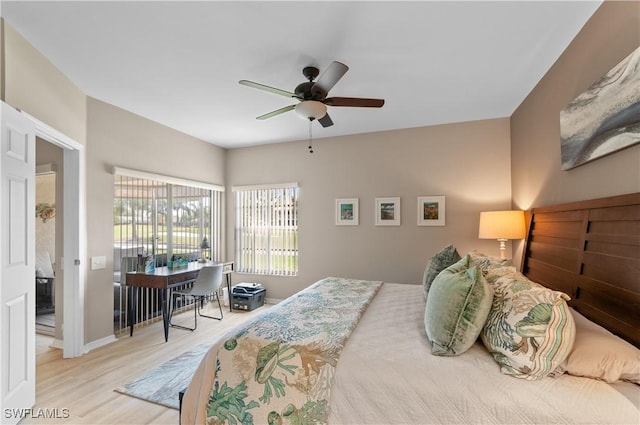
[1,102,36,424]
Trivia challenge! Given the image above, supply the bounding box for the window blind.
[112,169,224,333]
[234,184,298,276]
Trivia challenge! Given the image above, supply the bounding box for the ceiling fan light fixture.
[295,100,327,120]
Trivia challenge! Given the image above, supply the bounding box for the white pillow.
[560,309,640,384]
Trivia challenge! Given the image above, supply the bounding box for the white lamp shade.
[295,100,327,120]
[478,210,526,240]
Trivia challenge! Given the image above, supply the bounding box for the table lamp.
[478,210,526,259]
[199,236,210,262]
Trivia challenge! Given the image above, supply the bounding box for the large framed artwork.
[560,47,640,170]
[336,198,359,226]
[375,197,400,226]
[417,196,445,226]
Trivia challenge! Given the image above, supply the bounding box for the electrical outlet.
[90,256,106,270]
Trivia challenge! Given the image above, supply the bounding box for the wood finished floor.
[27,302,270,425]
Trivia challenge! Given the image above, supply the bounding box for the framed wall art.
[336,198,359,225]
[375,197,400,226]
[560,46,640,170]
[417,196,445,226]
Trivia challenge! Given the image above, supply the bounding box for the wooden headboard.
[521,193,640,348]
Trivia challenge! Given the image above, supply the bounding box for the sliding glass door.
[112,171,223,333]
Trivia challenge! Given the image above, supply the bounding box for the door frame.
[23,112,85,358]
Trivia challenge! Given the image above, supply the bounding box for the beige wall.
[86,98,226,341]
[226,119,513,299]
[1,19,5,99]
[511,1,640,210]
[35,173,56,264]
[3,22,86,145]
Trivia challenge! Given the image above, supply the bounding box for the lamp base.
[497,238,508,259]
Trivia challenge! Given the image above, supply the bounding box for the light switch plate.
[91,255,106,270]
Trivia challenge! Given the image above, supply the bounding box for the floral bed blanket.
[186,277,382,425]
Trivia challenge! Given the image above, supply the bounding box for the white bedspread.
[328,283,640,425]
[182,282,639,425]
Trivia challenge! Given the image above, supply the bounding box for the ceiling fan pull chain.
[308,118,314,153]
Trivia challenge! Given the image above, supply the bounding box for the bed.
[181,193,640,425]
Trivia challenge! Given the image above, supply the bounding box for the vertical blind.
[234,183,298,276]
[113,174,224,262]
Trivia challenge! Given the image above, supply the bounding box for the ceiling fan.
[239,61,384,128]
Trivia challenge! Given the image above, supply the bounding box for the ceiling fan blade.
[325,97,385,108]
[317,113,334,128]
[256,104,296,120]
[239,80,297,99]
[311,61,349,99]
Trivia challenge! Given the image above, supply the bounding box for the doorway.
[34,138,63,337]
[24,111,85,358]
[35,170,56,332]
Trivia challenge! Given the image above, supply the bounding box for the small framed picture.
[336,198,359,225]
[417,196,445,226]
[375,197,401,226]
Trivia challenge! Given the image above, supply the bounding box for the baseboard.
[265,297,283,305]
[36,324,55,336]
[83,334,118,354]
[50,338,64,349]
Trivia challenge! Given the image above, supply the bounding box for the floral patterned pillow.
[481,270,575,380]
[484,264,519,284]
[469,250,514,276]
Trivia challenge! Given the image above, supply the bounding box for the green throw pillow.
[422,244,461,301]
[424,255,493,356]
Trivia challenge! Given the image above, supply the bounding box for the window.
[234,183,298,276]
[112,167,224,333]
[113,168,224,263]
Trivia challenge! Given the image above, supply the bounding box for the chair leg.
[197,293,223,321]
[169,293,197,331]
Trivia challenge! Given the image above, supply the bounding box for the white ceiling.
[2,1,602,149]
